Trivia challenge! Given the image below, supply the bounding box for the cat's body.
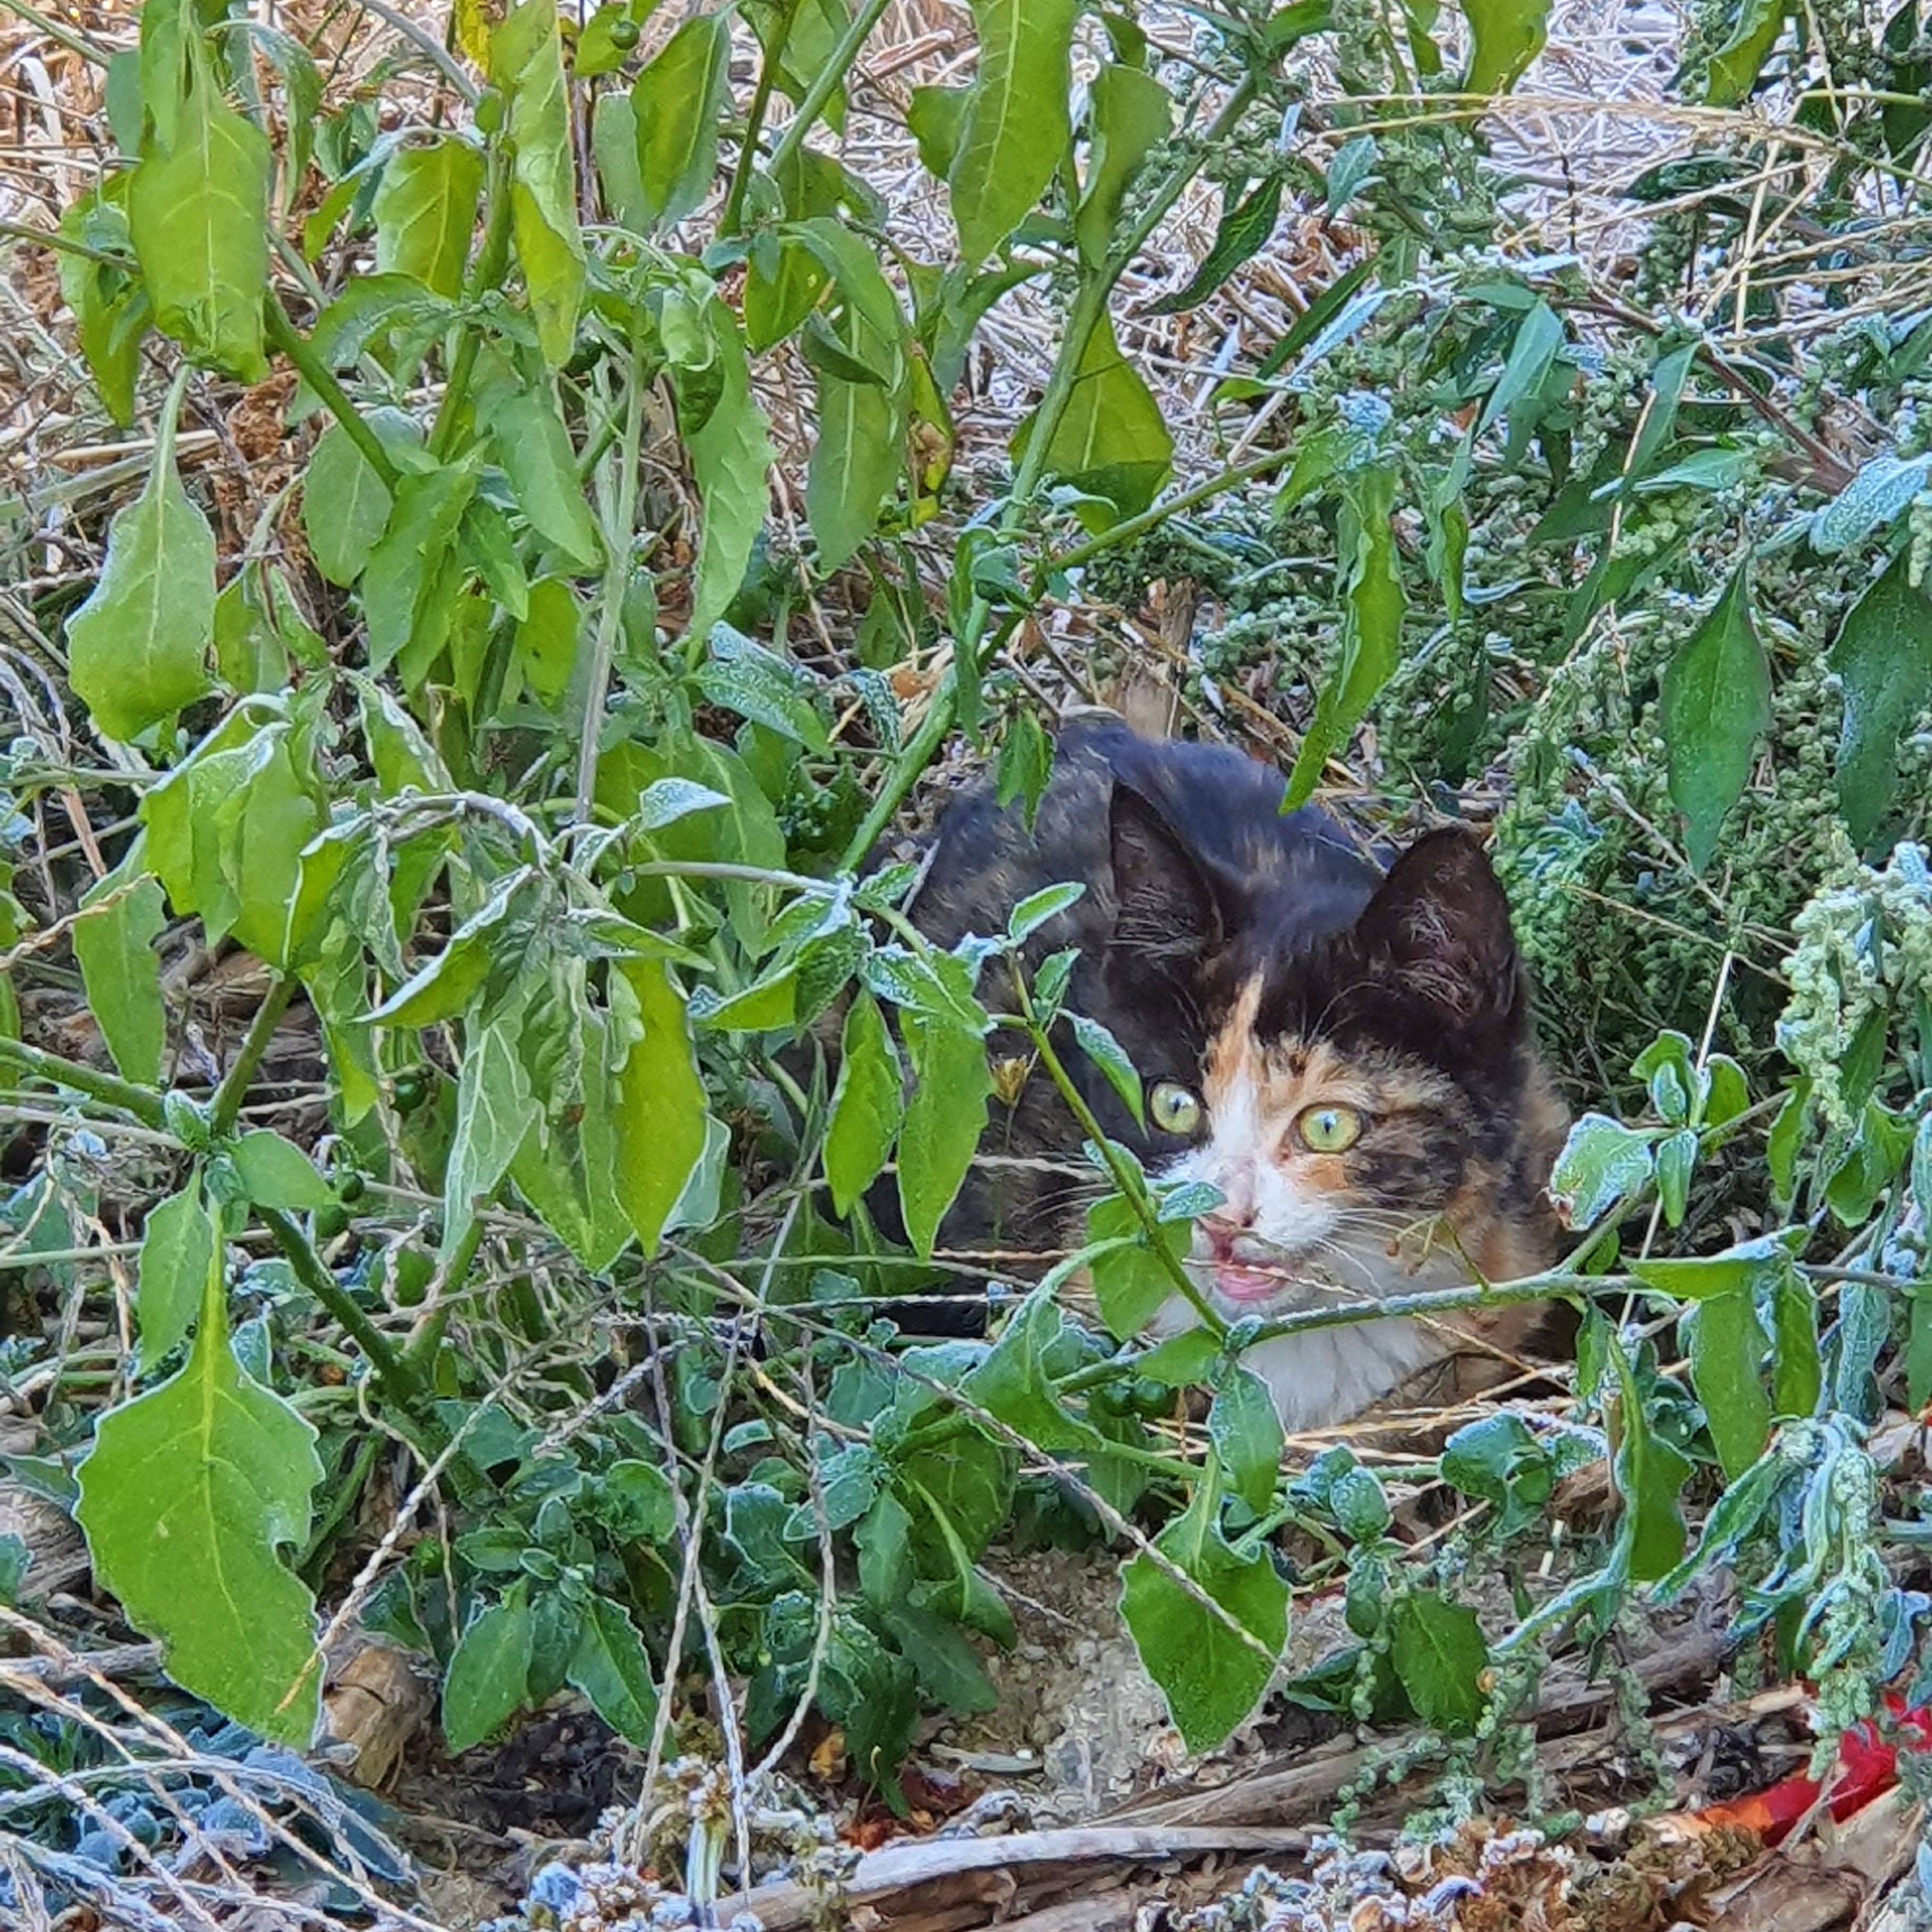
[897,719,1567,1431]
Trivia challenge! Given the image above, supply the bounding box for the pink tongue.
[1215,1263,1280,1302]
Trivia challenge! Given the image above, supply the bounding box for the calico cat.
[896,719,1568,1431]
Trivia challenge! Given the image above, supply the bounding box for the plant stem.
[761,0,893,185]
[264,300,402,492]
[257,1206,434,1428]
[576,333,648,820]
[838,73,1263,870]
[209,978,296,1138]
[1048,445,1301,577]
[722,0,802,236]
[1011,961,1227,1338]
[0,1038,166,1128]
[0,0,107,64]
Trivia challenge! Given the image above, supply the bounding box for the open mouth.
[1192,1232,1310,1307]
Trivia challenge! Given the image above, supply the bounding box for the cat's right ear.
[1107,782,1223,958]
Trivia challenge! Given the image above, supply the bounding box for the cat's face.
[1103,792,1556,1319]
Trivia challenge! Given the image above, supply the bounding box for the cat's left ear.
[1353,829,1523,1034]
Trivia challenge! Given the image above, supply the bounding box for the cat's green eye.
[1295,1104,1363,1154]
[1149,1081,1202,1135]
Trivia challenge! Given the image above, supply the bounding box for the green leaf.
[1133,1326,1220,1387]
[443,1586,534,1752]
[493,0,585,364]
[694,629,831,750]
[231,1131,335,1212]
[1684,1289,1772,1482]
[682,300,776,643]
[1147,177,1283,316]
[1607,1331,1690,1582]
[1659,565,1770,873]
[1476,299,1563,438]
[1085,1193,1188,1339]
[805,302,904,571]
[1011,311,1172,523]
[445,1018,540,1254]
[631,13,730,231]
[302,412,412,588]
[65,378,215,742]
[485,381,604,570]
[374,137,484,297]
[592,90,648,231]
[514,576,581,707]
[896,1011,992,1259]
[1549,1112,1655,1230]
[73,873,167,1084]
[826,993,903,1217]
[1388,1590,1488,1733]
[1284,463,1404,807]
[962,1288,1107,1452]
[1439,1414,1554,1536]
[1208,1368,1284,1515]
[611,959,708,1255]
[75,1257,323,1744]
[1705,0,1786,103]
[129,49,271,381]
[362,458,481,675]
[947,0,1077,268]
[907,84,971,179]
[1075,63,1170,268]
[574,3,637,77]
[1008,881,1084,944]
[58,176,149,427]
[1810,454,1931,555]
[566,1596,659,1745]
[1119,1475,1288,1753]
[136,1177,215,1366]
[745,235,833,353]
[1461,0,1550,94]
[1828,549,1932,848]
[1067,1011,1144,1128]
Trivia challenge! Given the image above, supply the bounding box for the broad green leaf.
[302,411,415,588]
[1007,881,1083,944]
[217,730,326,969]
[368,871,533,1028]
[1075,63,1170,268]
[1476,299,1563,438]
[1705,0,1785,104]
[826,993,903,1217]
[58,176,148,426]
[895,1011,992,1258]
[1133,1327,1220,1387]
[1684,1289,1772,1482]
[1068,1011,1144,1128]
[75,1257,323,1744]
[65,378,215,742]
[962,1288,1107,1452]
[515,576,581,706]
[1461,0,1550,94]
[631,13,730,231]
[1627,1230,1795,1302]
[947,0,1077,268]
[1284,463,1404,806]
[1085,1193,1188,1339]
[73,873,167,1084]
[373,137,484,297]
[907,84,971,178]
[362,459,480,674]
[694,629,830,751]
[136,1177,215,1365]
[1208,1368,1284,1515]
[445,1018,540,1255]
[1388,1590,1487,1733]
[566,1596,659,1745]
[1011,311,1172,523]
[681,302,776,643]
[128,52,271,380]
[493,0,585,364]
[485,376,604,569]
[744,234,834,352]
[592,90,648,231]
[1147,176,1283,316]
[232,1131,335,1211]
[443,1586,534,1752]
[1660,565,1770,873]
[1119,1475,1289,1753]
[1549,1112,1655,1230]
[510,1008,631,1272]
[806,304,903,571]
[1439,1413,1554,1536]
[610,958,707,1255]
[1829,550,1932,847]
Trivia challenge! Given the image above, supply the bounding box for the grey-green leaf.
[1829,549,1932,847]
[231,1130,335,1212]
[443,1588,534,1753]
[631,13,730,231]
[1208,1368,1284,1515]
[135,1177,215,1366]
[73,873,167,1085]
[1659,565,1770,872]
[373,137,484,297]
[896,1011,992,1258]
[1388,1589,1488,1733]
[566,1596,659,1745]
